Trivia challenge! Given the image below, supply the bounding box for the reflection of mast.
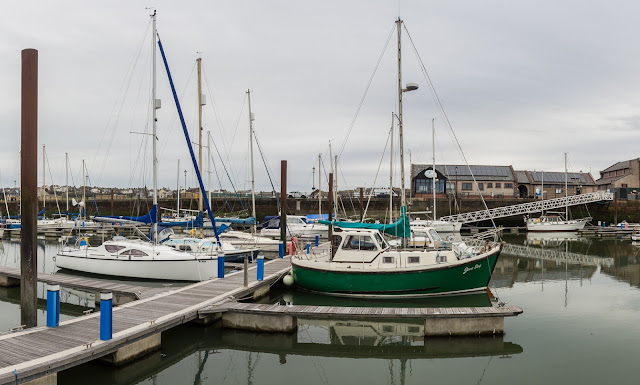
[564,241,568,307]
[193,350,211,385]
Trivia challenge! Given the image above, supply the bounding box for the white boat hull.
[526,219,589,232]
[55,252,217,281]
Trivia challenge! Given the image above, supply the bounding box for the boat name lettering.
[463,264,482,275]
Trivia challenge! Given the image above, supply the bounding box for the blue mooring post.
[279,242,284,258]
[306,243,310,254]
[315,235,319,246]
[46,284,60,328]
[218,255,225,278]
[603,222,606,228]
[257,255,264,281]
[100,292,113,341]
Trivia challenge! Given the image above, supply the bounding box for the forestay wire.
[403,24,497,230]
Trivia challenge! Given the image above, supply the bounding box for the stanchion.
[218,255,225,278]
[243,255,249,287]
[46,284,60,328]
[100,292,113,341]
[257,255,264,281]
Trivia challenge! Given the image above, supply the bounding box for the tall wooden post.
[110,189,114,215]
[280,161,287,250]
[21,48,38,328]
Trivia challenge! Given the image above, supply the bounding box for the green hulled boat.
[291,228,502,297]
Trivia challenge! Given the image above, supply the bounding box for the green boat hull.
[291,250,501,297]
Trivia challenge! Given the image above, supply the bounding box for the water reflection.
[60,322,523,385]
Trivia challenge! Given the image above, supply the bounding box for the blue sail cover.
[8,207,46,219]
[94,205,158,224]
[158,211,204,228]
[319,209,410,238]
[215,217,256,225]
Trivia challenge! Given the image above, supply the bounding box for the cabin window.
[179,245,190,251]
[374,233,388,249]
[383,256,394,264]
[105,245,125,253]
[428,229,442,242]
[332,235,343,249]
[343,235,377,251]
[121,249,148,257]
[408,256,420,264]
[436,255,447,263]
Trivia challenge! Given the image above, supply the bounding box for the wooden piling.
[280,161,287,250]
[359,187,364,222]
[21,48,38,328]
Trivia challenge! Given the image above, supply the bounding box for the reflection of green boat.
[292,228,502,297]
[61,323,523,385]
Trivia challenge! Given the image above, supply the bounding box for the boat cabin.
[331,229,389,263]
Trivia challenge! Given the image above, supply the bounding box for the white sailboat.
[526,153,591,232]
[56,11,218,281]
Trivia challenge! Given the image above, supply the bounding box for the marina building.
[411,164,597,199]
[596,158,640,198]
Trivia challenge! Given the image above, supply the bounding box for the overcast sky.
[1,0,639,195]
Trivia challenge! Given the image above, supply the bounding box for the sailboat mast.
[432,118,436,220]
[151,10,158,242]
[197,57,203,213]
[82,159,85,220]
[42,145,45,214]
[65,152,68,213]
[176,159,180,213]
[389,112,394,223]
[329,142,333,219]
[565,152,568,218]
[207,132,212,206]
[318,154,321,217]
[396,18,406,210]
[247,89,257,234]
[334,155,338,220]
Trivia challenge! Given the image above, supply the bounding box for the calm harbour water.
[1,233,640,384]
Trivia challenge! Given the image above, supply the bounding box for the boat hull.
[291,249,501,297]
[55,252,217,281]
[526,220,588,232]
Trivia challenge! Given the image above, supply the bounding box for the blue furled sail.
[93,206,158,224]
[158,36,220,243]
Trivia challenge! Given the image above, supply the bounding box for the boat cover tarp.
[319,207,410,238]
[94,205,157,224]
[214,217,256,225]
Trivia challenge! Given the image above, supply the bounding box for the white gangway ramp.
[439,191,614,224]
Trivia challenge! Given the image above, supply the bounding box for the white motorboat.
[218,230,281,251]
[525,214,590,232]
[55,237,217,281]
[163,236,259,263]
[410,218,462,233]
[260,215,328,239]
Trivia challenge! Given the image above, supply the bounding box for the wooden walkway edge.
[201,302,523,319]
[0,257,292,385]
